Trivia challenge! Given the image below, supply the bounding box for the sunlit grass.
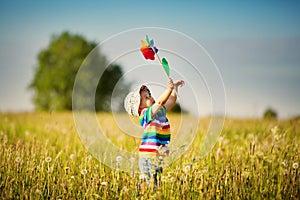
[0,112,299,199]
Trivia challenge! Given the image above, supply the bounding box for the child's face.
[139,88,155,110]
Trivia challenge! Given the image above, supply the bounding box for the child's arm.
[165,80,185,112]
[151,78,174,116]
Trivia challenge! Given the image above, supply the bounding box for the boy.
[124,78,184,190]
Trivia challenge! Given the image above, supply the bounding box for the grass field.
[0,112,299,199]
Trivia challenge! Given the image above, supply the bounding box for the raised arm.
[151,78,174,117]
[165,80,185,112]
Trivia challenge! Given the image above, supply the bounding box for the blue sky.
[0,0,300,118]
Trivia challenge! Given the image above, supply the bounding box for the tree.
[29,31,128,111]
[170,103,188,114]
[263,107,278,120]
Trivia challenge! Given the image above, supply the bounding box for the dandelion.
[15,157,21,163]
[81,169,88,175]
[70,154,75,160]
[101,181,108,186]
[116,156,123,163]
[45,157,52,163]
[293,162,299,169]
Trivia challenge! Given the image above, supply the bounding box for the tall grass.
[0,112,299,199]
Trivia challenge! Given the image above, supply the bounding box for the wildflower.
[70,176,75,179]
[45,157,52,163]
[293,162,299,169]
[15,157,21,163]
[70,154,75,160]
[101,181,108,186]
[94,165,99,170]
[81,169,88,175]
[116,156,123,163]
[216,189,220,193]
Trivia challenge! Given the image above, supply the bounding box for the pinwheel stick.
[150,46,170,77]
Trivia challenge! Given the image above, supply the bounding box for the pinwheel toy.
[140,35,170,77]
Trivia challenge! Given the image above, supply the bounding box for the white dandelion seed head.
[293,162,299,169]
[101,181,108,186]
[15,157,21,163]
[81,169,88,175]
[45,157,52,163]
[116,156,123,163]
[71,176,75,179]
[70,154,75,160]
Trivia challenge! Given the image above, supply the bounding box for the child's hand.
[174,80,185,88]
[168,78,174,90]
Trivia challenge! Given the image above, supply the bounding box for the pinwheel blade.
[162,58,170,76]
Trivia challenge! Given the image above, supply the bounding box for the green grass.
[0,112,299,199]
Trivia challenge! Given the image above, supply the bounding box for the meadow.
[0,112,299,199]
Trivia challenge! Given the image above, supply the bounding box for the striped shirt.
[139,106,170,157]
